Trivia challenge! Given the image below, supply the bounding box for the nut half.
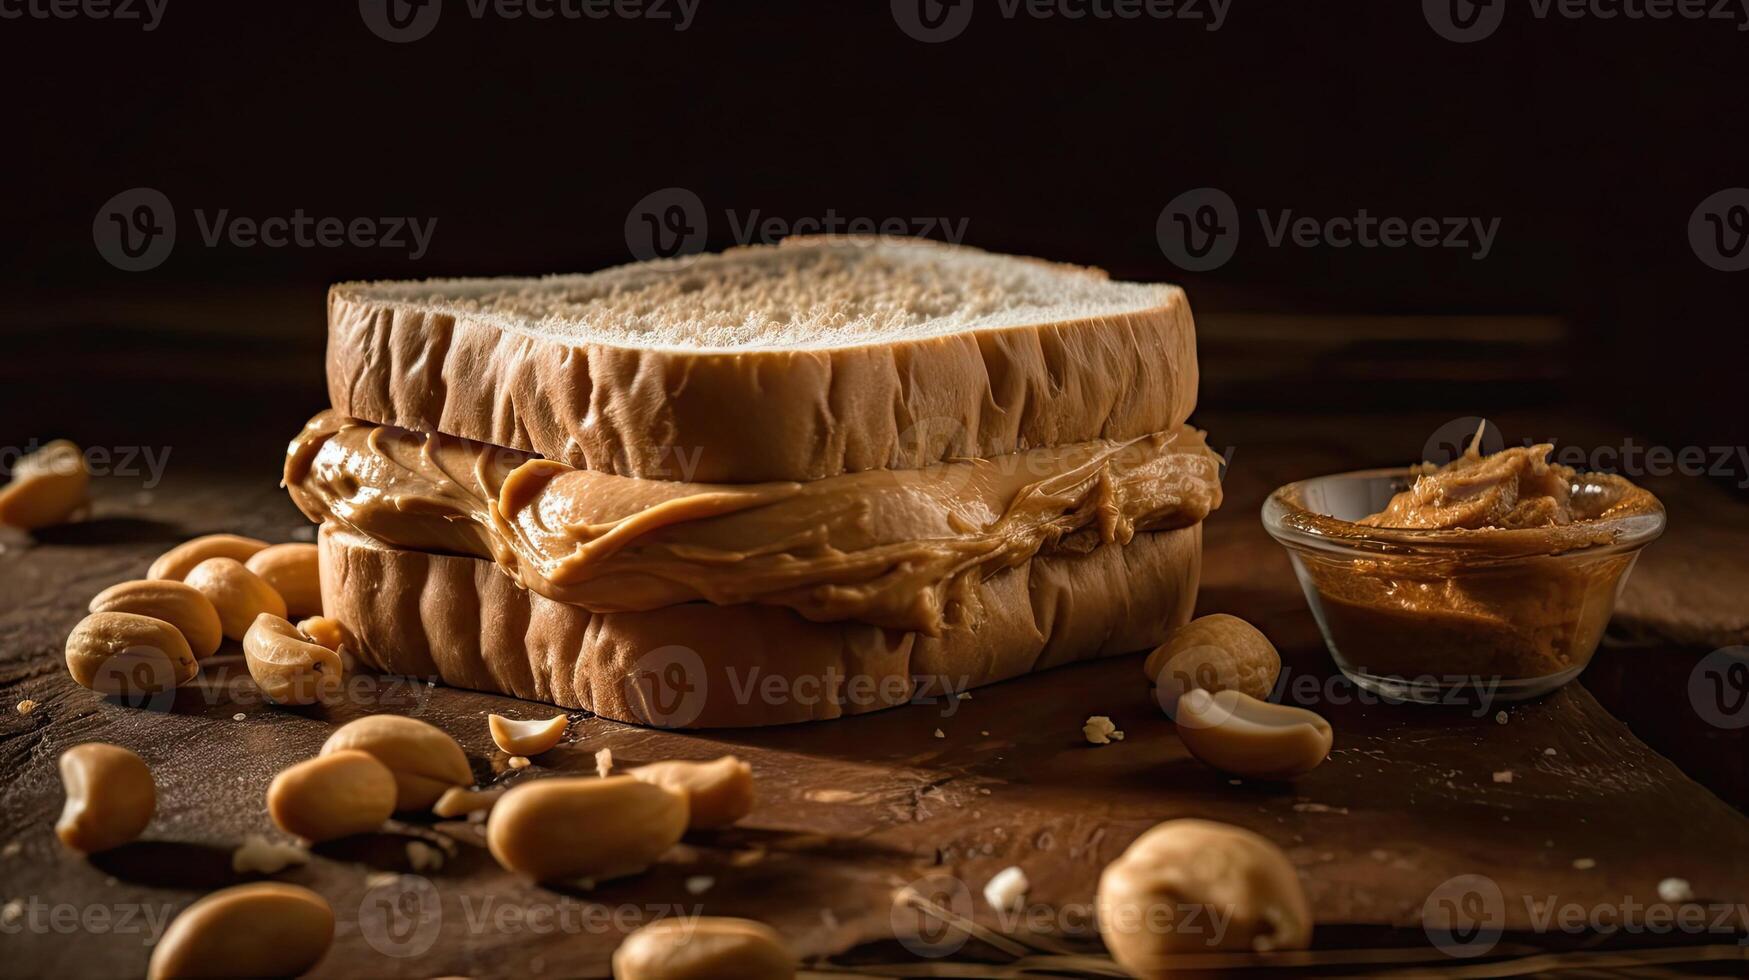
[147,533,270,581]
[1145,614,1282,719]
[488,776,688,881]
[57,743,155,854]
[613,916,796,980]
[321,715,472,811]
[629,756,754,830]
[1175,689,1333,779]
[243,614,343,706]
[488,713,569,756]
[65,611,198,696]
[147,882,333,980]
[89,579,225,659]
[245,543,321,620]
[1097,819,1312,977]
[184,557,286,642]
[267,750,397,842]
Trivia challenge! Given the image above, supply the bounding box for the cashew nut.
[184,557,286,642]
[629,756,754,830]
[1145,614,1282,718]
[1175,689,1332,779]
[89,579,224,659]
[487,713,569,756]
[65,611,198,696]
[147,882,333,980]
[56,743,155,854]
[245,543,321,620]
[0,439,88,530]
[295,616,351,652]
[243,614,343,706]
[613,916,796,980]
[266,749,397,842]
[147,533,270,581]
[321,715,472,810]
[488,776,688,881]
[1097,819,1311,976]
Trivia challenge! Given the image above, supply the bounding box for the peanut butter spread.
[285,411,1223,634]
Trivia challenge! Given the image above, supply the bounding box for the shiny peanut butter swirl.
[285,410,1223,633]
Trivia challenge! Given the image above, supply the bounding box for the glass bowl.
[1261,468,1665,704]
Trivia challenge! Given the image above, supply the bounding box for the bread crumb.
[1,899,22,926]
[595,748,613,778]
[957,692,971,700]
[1082,716,1122,745]
[231,836,310,875]
[932,728,945,739]
[1,842,20,858]
[1543,747,1557,756]
[983,865,1028,913]
[1492,770,1514,783]
[14,700,37,716]
[508,756,531,770]
[1573,857,1596,870]
[366,871,399,888]
[980,730,990,736]
[684,875,714,895]
[232,712,246,721]
[1495,711,1509,725]
[1658,877,1694,903]
[407,840,444,872]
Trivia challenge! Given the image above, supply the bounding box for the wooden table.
[3,408,1747,978]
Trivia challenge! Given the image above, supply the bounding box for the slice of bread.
[328,236,1199,482]
[319,522,1201,728]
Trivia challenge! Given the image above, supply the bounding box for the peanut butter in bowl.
[1262,438,1665,704]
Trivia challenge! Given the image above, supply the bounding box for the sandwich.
[283,236,1223,727]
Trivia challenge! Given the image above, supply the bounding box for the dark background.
[0,0,1744,479]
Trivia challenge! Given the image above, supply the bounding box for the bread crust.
[318,523,1201,728]
[327,273,1198,483]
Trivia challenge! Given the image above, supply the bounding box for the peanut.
[0,439,88,530]
[630,756,754,830]
[184,557,285,642]
[432,786,504,819]
[295,616,351,652]
[65,611,197,696]
[267,750,397,842]
[1097,819,1311,977]
[613,916,796,980]
[147,882,333,980]
[1175,689,1332,779]
[321,715,472,810]
[56,743,155,853]
[488,776,687,881]
[148,533,271,581]
[89,579,224,659]
[245,543,321,619]
[243,614,343,706]
[1145,614,1281,719]
[487,713,569,756]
